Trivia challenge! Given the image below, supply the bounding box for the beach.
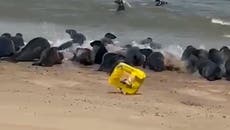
[0,0,230,129]
[0,61,229,130]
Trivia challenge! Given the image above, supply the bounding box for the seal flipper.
[58,41,73,50]
[32,62,41,66]
[0,56,17,63]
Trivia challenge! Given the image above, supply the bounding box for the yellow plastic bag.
[108,62,146,95]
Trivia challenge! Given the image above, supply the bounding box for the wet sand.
[0,61,230,130]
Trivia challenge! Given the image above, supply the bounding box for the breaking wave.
[211,18,230,26]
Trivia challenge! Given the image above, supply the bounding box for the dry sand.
[0,61,230,130]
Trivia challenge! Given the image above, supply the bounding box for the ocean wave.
[223,35,230,38]
[162,44,184,59]
[211,18,230,26]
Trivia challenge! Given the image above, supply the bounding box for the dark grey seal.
[58,29,86,50]
[90,40,108,64]
[181,45,197,61]
[98,52,126,74]
[100,33,117,46]
[140,37,161,49]
[125,47,145,66]
[139,48,153,58]
[220,46,230,63]
[225,59,230,80]
[196,58,222,81]
[14,37,50,62]
[0,36,15,58]
[114,0,125,12]
[32,47,63,67]
[71,48,93,66]
[208,48,223,66]
[155,0,168,6]
[144,52,165,72]
[66,29,86,45]
[11,33,25,52]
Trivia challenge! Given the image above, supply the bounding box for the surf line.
[211,18,230,26]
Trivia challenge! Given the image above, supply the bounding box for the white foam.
[162,44,184,59]
[211,18,230,26]
[131,40,152,49]
[223,35,230,38]
[123,0,132,8]
[198,44,206,50]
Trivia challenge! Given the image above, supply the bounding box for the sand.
[0,61,230,130]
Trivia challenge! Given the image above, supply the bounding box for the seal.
[90,40,108,64]
[100,33,117,46]
[14,37,50,61]
[139,48,153,58]
[225,59,230,80]
[1,33,12,39]
[0,36,15,58]
[181,45,197,61]
[125,46,145,66]
[65,29,86,46]
[194,49,209,59]
[208,48,223,66]
[220,46,230,63]
[114,0,125,12]
[32,47,63,67]
[184,54,199,73]
[139,37,161,49]
[71,48,93,66]
[11,33,25,52]
[98,52,126,74]
[155,0,168,6]
[196,58,222,81]
[144,52,165,72]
